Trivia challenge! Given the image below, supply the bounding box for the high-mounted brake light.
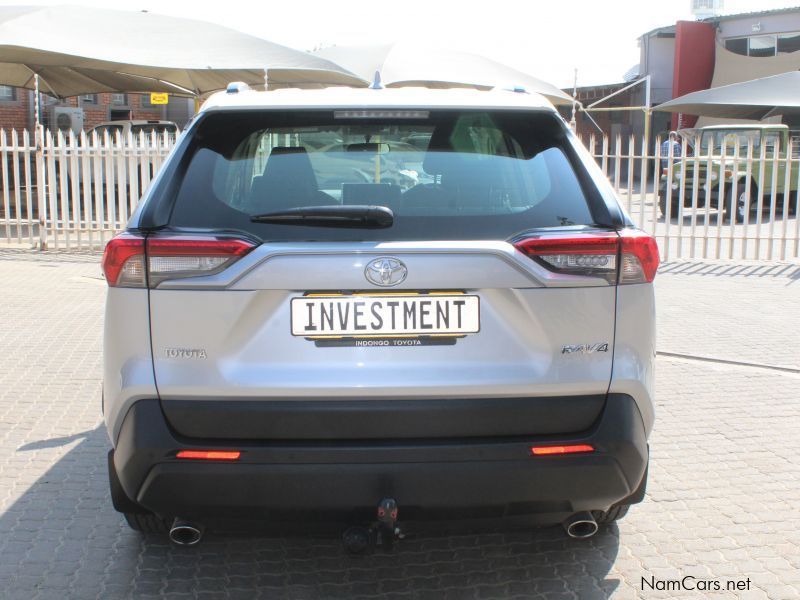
[334,110,429,119]
[513,230,659,284]
[176,450,241,461]
[102,234,257,288]
[530,444,594,456]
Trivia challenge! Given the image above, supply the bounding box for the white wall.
[717,12,800,38]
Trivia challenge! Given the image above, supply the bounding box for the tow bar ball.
[343,498,403,555]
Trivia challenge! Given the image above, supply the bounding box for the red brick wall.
[0,90,166,132]
[0,88,32,132]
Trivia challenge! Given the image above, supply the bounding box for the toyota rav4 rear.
[103,87,656,544]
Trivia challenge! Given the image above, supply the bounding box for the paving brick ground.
[0,250,798,599]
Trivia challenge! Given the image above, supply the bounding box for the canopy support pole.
[570,68,578,131]
[33,73,47,250]
[641,76,652,224]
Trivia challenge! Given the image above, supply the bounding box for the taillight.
[102,233,256,288]
[618,230,659,284]
[513,230,659,285]
[513,232,619,283]
[102,233,146,287]
[147,235,255,287]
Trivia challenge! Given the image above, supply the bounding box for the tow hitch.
[342,498,404,555]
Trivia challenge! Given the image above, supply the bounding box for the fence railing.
[1,128,175,251]
[582,131,799,261]
[1,128,799,261]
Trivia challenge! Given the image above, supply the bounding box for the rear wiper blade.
[250,205,393,228]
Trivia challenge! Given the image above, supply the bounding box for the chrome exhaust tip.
[563,511,598,539]
[169,518,204,546]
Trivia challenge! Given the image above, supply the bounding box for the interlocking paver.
[0,249,798,599]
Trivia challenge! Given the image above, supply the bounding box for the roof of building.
[705,5,800,24]
[563,82,630,104]
[640,5,800,40]
[200,86,557,113]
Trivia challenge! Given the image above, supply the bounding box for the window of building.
[0,85,16,101]
[111,93,128,106]
[725,33,800,57]
[749,35,777,57]
[725,37,748,56]
[81,94,98,104]
[778,32,800,54]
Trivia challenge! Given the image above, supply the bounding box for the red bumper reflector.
[530,444,595,456]
[176,450,241,461]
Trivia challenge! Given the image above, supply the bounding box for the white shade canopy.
[314,42,573,106]
[655,71,800,121]
[0,5,366,98]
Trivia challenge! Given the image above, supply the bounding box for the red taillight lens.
[148,236,256,286]
[102,234,257,288]
[102,233,146,287]
[513,230,659,285]
[176,450,241,461]
[619,230,660,284]
[513,233,619,283]
[530,444,594,456]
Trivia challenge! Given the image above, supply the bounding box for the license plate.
[291,294,480,337]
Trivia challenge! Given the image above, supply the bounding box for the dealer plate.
[291,294,480,338]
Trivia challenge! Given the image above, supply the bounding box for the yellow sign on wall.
[149,93,169,105]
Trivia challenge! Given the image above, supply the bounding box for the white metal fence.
[1,128,799,261]
[0,128,174,251]
[581,132,800,262]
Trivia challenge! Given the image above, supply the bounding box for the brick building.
[0,85,32,132]
[0,86,194,132]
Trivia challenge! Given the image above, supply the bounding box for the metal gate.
[583,131,799,261]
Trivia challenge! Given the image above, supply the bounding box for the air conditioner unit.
[48,106,84,134]
[691,0,724,19]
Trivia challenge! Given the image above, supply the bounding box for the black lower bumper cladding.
[111,394,648,523]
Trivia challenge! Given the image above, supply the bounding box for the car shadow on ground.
[2,427,621,600]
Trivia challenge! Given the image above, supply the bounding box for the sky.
[1,0,796,88]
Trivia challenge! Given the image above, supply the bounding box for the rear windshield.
[166,110,600,241]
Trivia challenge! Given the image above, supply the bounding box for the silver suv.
[102,86,657,547]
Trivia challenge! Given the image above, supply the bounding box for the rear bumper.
[111,394,648,523]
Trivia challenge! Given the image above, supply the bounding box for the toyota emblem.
[364,257,407,287]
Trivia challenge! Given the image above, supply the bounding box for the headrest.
[261,146,318,193]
